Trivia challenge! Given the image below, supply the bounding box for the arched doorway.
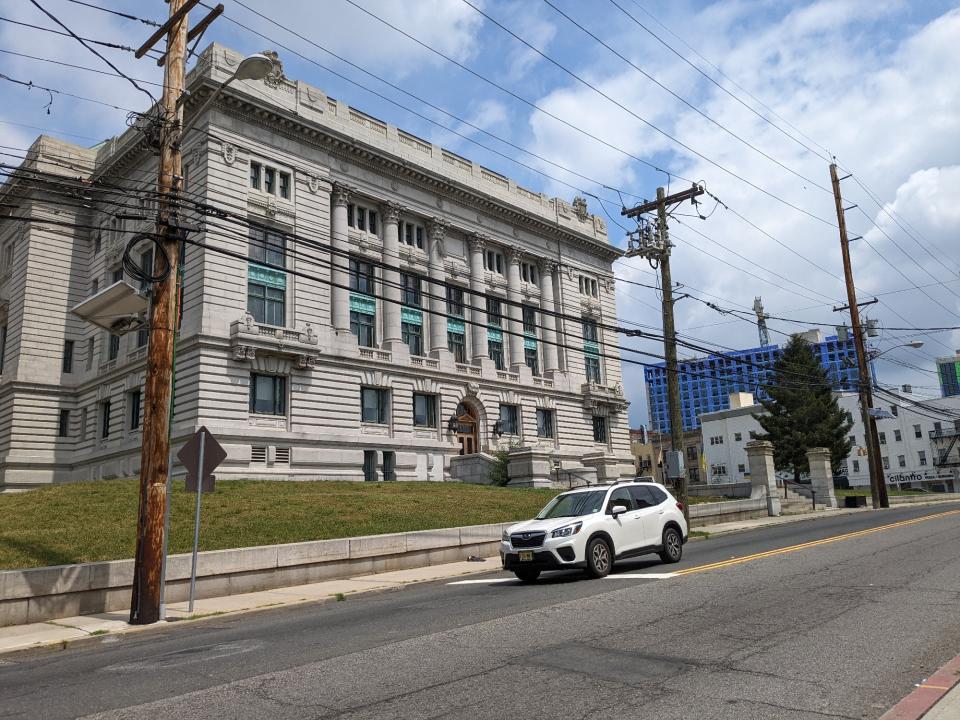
[453,402,479,456]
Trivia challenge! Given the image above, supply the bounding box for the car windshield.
[536,490,607,519]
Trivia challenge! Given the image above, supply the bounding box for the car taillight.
[676,502,684,511]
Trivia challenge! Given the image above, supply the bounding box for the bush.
[489,447,511,486]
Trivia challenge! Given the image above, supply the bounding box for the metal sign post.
[188,430,206,613]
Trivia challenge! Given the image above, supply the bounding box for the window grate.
[275,447,291,464]
[251,445,267,463]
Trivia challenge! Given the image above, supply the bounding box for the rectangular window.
[101,400,111,439]
[582,319,599,343]
[448,331,466,363]
[894,429,902,442]
[585,355,602,384]
[686,446,697,461]
[879,432,886,444]
[128,389,141,430]
[62,340,74,373]
[249,226,286,267]
[247,283,285,326]
[402,321,423,356]
[250,161,261,190]
[580,276,598,298]
[363,450,377,481]
[914,424,922,438]
[349,257,376,295]
[898,455,906,468]
[350,310,376,347]
[361,387,388,424]
[882,456,890,470]
[446,285,465,317]
[382,450,396,481]
[91,278,99,295]
[264,166,275,194]
[86,337,94,370]
[278,172,290,200]
[592,415,607,443]
[412,393,437,428]
[112,267,123,284]
[348,203,380,235]
[58,409,70,438]
[486,297,503,327]
[250,374,286,416]
[484,250,504,274]
[919,451,927,466]
[738,464,746,474]
[401,273,421,307]
[357,206,366,232]
[536,408,554,438]
[852,460,860,473]
[525,346,539,376]
[108,334,120,361]
[522,306,537,334]
[734,432,742,441]
[520,262,539,285]
[849,435,856,444]
[137,325,149,349]
[488,339,504,370]
[499,404,518,435]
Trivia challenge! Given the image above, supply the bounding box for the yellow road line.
[675,509,960,576]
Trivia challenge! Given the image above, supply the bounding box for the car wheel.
[514,568,541,583]
[658,527,683,564]
[585,537,612,579]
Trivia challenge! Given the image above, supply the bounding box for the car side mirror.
[611,504,628,517]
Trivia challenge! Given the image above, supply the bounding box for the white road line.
[446,578,517,585]
[605,573,677,579]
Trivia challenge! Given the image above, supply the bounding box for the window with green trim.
[248,283,285,326]
[350,310,375,347]
[249,225,286,267]
[402,321,423,356]
[448,331,466,363]
[401,273,421,307]
[488,338,504,370]
[486,297,503,327]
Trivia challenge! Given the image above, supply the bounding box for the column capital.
[467,233,489,252]
[427,217,448,240]
[332,182,351,207]
[507,246,523,266]
[539,259,559,275]
[380,200,404,224]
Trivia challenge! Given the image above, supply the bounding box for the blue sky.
[2,0,959,427]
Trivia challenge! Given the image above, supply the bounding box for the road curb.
[879,651,960,719]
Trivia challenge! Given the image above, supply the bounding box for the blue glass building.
[644,334,868,433]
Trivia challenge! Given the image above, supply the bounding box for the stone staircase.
[777,481,827,513]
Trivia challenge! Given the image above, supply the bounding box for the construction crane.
[754,297,770,346]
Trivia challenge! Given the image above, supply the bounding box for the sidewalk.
[2,497,958,657]
[879,651,960,719]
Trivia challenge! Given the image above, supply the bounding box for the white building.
[0,44,633,489]
[701,392,960,491]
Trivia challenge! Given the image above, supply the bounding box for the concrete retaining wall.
[689,498,768,526]
[0,523,511,627]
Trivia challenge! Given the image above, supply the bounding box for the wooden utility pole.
[129,0,191,625]
[623,184,703,524]
[830,162,888,509]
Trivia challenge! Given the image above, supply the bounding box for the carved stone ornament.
[512,227,519,238]
[381,201,403,224]
[265,198,278,218]
[467,233,486,253]
[295,354,318,369]
[243,312,257,331]
[508,246,523,266]
[436,197,444,209]
[261,50,286,88]
[221,143,237,166]
[233,345,256,361]
[465,382,480,398]
[299,84,325,111]
[390,180,398,192]
[540,259,558,276]
[428,218,448,257]
[307,174,321,193]
[191,144,203,167]
[332,183,350,208]
[572,195,589,221]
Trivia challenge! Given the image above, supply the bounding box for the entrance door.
[454,403,479,456]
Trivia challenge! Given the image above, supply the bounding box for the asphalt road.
[2,503,959,720]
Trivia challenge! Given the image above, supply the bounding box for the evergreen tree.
[754,335,854,481]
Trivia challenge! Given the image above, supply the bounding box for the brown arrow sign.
[177,426,226,493]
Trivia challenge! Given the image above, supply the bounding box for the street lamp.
[867,340,924,361]
[178,53,274,140]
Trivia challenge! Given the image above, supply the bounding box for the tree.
[754,335,854,481]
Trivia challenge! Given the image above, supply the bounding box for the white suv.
[500,481,688,582]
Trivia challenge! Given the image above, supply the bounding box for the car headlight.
[502,530,510,542]
[550,521,582,538]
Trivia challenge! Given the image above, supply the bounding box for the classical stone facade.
[0,44,633,488]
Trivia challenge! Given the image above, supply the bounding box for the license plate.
[518,551,534,562]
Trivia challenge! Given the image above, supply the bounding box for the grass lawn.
[835,488,920,497]
[0,480,559,571]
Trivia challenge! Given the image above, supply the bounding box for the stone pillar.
[506,247,524,370]
[582,451,622,484]
[746,440,781,516]
[506,447,554,488]
[806,447,838,508]
[380,201,403,348]
[468,234,487,363]
[540,260,559,374]
[427,218,448,356]
[331,183,351,334]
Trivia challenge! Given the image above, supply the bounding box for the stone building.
[0,44,633,488]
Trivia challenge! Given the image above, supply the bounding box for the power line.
[0,15,154,54]
[0,48,165,88]
[65,0,162,27]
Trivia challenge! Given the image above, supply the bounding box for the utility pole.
[830,163,888,510]
[623,183,703,524]
[128,0,194,625]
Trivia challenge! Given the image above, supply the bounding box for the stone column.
[331,183,351,334]
[806,447,838,508]
[427,218,448,356]
[540,260,559,374]
[467,234,487,363]
[506,247,524,369]
[746,440,781,516]
[380,201,403,349]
